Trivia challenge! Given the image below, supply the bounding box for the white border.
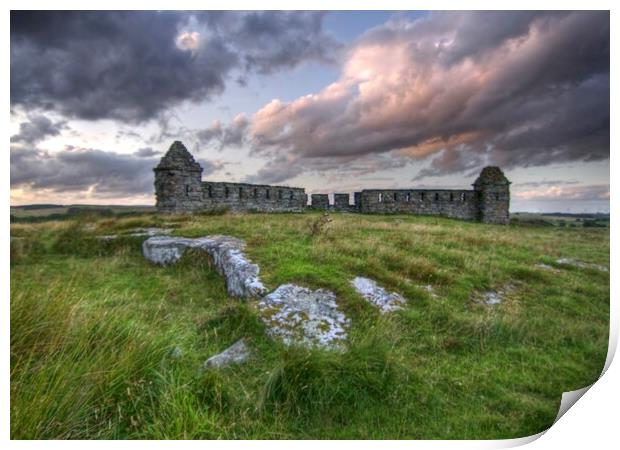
[3,2,616,448]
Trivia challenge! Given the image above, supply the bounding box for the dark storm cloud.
[10,114,68,145]
[244,159,304,184]
[10,144,222,197]
[207,11,338,74]
[249,11,609,182]
[134,147,160,158]
[10,11,337,123]
[246,152,410,185]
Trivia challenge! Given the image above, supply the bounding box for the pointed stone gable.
[155,141,202,172]
[473,167,510,186]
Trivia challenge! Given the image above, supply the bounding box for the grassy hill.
[10,212,609,439]
[10,204,155,221]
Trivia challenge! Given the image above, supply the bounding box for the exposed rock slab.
[478,284,514,306]
[128,227,172,237]
[257,284,349,349]
[142,235,267,298]
[98,227,171,240]
[202,339,250,369]
[535,263,561,273]
[483,291,503,305]
[556,258,608,272]
[351,276,406,312]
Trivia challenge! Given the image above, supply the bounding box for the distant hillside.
[12,204,64,210]
[511,212,609,228]
[10,204,155,222]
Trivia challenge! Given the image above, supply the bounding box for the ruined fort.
[154,141,511,224]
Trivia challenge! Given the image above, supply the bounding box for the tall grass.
[11,280,173,438]
[10,212,609,439]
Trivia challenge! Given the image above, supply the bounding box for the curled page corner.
[492,384,595,448]
[553,384,594,425]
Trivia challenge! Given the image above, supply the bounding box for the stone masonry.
[154,141,511,224]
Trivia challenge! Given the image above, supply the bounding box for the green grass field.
[10,212,609,439]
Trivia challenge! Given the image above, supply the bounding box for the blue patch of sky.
[323,10,427,42]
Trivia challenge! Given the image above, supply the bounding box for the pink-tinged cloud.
[248,11,608,183]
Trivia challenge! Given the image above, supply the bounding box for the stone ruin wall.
[154,141,510,224]
[356,189,479,220]
[308,190,478,220]
[200,181,306,212]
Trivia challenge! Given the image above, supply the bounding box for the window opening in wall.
[225,187,229,198]
[435,192,439,201]
[253,188,257,197]
[239,187,243,198]
[185,185,190,197]
[421,192,425,200]
[208,185,213,198]
[449,193,454,201]
[266,189,270,199]
[460,192,466,201]
[406,192,411,202]
[289,191,294,200]
[378,193,383,203]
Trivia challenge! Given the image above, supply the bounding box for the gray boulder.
[203,339,250,369]
[351,276,406,312]
[142,235,267,298]
[257,284,349,349]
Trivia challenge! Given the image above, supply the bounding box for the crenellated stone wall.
[154,141,511,224]
[355,189,479,220]
[310,194,329,209]
[200,181,306,212]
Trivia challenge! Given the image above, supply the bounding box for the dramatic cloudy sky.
[10,10,610,212]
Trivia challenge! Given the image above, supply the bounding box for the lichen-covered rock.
[257,284,349,349]
[477,284,514,306]
[351,277,406,312]
[142,235,267,298]
[556,258,608,272]
[128,227,172,237]
[98,227,172,241]
[202,339,250,369]
[535,263,561,273]
[483,291,503,305]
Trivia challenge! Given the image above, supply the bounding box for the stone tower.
[473,166,511,224]
[154,141,203,213]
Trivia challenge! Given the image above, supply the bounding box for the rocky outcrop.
[477,284,515,306]
[98,227,172,240]
[142,235,267,298]
[556,258,608,272]
[129,227,172,237]
[257,284,349,349]
[202,339,250,369]
[351,277,406,312]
